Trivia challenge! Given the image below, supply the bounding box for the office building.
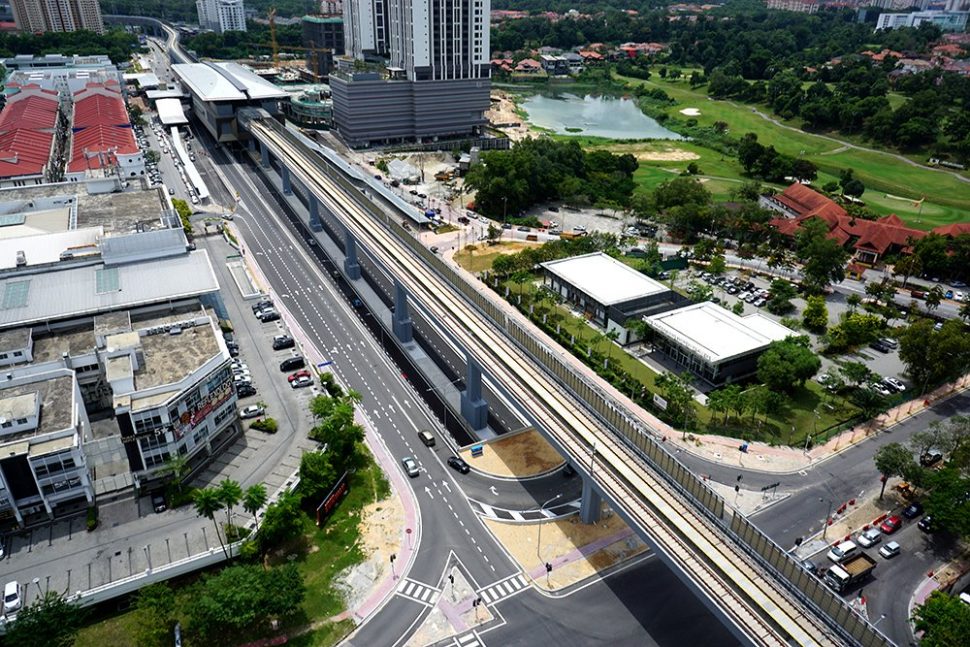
[197,0,247,33]
[876,9,969,30]
[331,0,491,147]
[10,0,104,34]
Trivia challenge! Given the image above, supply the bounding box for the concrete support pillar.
[246,137,256,152]
[343,226,361,280]
[392,279,413,343]
[580,478,602,524]
[259,141,270,168]
[308,194,323,232]
[460,356,488,431]
[281,165,292,195]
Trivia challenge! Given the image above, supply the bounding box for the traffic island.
[460,428,565,478]
[404,566,495,646]
[483,505,647,592]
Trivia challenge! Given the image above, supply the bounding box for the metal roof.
[156,98,188,125]
[0,250,219,329]
[542,253,669,306]
[173,62,288,103]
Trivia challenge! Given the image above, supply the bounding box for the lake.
[519,92,681,140]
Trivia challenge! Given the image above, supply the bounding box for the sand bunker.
[632,148,701,162]
[679,108,701,116]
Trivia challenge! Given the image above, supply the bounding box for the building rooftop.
[157,98,189,125]
[0,327,30,353]
[645,302,794,364]
[173,62,288,102]
[134,314,222,391]
[0,373,75,445]
[541,252,670,305]
[0,183,170,234]
[0,249,219,330]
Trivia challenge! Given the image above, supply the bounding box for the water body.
[520,92,682,140]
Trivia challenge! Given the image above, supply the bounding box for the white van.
[3,581,21,614]
[826,540,859,563]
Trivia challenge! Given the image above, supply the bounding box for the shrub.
[251,417,278,433]
[86,506,98,531]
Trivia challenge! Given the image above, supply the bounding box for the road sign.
[760,482,780,492]
[471,444,484,458]
[406,528,412,535]
[652,393,668,411]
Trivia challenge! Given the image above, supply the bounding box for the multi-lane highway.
[211,142,739,646]
[245,118,871,646]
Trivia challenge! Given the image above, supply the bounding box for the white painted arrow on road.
[441,480,452,493]
[424,486,434,500]
[489,486,498,496]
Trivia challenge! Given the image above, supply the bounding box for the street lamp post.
[821,497,834,539]
[536,494,562,562]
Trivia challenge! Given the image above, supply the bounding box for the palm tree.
[217,478,243,530]
[604,329,621,363]
[242,484,268,530]
[161,455,189,494]
[193,488,228,558]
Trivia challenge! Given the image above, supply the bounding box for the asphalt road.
[213,143,742,646]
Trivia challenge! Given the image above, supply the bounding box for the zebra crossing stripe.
[479,503,497,518]
[479,588,492,602]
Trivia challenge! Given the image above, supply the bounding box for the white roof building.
[541,252,668,306]
[156,98,189,126]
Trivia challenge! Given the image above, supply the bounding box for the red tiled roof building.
[0,85,60,185]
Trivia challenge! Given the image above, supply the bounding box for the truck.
[823,553,876,593]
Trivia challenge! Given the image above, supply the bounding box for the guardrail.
[251,119,892,647]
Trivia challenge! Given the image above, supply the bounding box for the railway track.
[251,120,849,647]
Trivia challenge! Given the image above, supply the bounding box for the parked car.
[857,528,882,548]
[287,369,311,383]
[401,456,420,478]
[801,560,819,576]
[290,375,313,389]
[280,356,306,371]
[258,309,281,323]
[869,382,893,397]
[240,405,265,419]
[827,540,858,563]
[880,515,903,534]
[272,334,295,350]
[151,492,167,513]
[878,541,901,559]
[3,581,21,614]
[447,455,470,474]
[869,340,891,353]
[902,502,924,519]
[883,377,906,392]
[918,515,935,532]
[920,449,944,467]
[251,299,273,313]
[236,384,257,398]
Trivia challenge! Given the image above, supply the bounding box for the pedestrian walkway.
[450,631,486,647]
[396,577,441,607]
[468,498,580,521]
[477,573,529,604]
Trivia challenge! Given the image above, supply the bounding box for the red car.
[287,369,311,383]
[880,515,903,534]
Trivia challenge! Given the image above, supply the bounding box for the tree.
[796,217,849,293]
[922,467,970,537]
[3,591,84,647]
[604,328,621,361]
[185,563,305,645]
[874,443,917,498]
[707,388,731,425]
[298,449,338,502]
[655,372,696,429]
[846,293,862,313]
[898,319,970,391]
[766,279,797,315]
[491,253,514,275]
[852,385,887,421]
[257,491,305,552]
[757,336,821,394]
[486,224,502,245]
[839,169,865,198]
[217,478,243,530]
[243,483,268,530]
[687,280,713,303]
[732,300,744,315]
[912,591,970,647]
[145,149,160,164]
[133,583,177,647]
[708,254,726,275]
[893,254,922,287]
[802,295,829,333]
[926,285,944,313]
[839,361,872,387]
[651,177,712,211]
[171,198,193,235]
[193,487,228,558]
[160,454,189,494]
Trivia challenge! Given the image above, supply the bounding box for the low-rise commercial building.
[541,252,688,344]
[645,301,794,385]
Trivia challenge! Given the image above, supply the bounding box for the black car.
[151,493,167,513]
[251,299,273,313]
[447,456,470,474]
[272,335,295,350]
[918,515,935,532]
[280,356,306,371]
[801,560,819,577]
[902,502,924,519]
[869,340,891,353]
[259,310,281,323]
[236,384,257,398]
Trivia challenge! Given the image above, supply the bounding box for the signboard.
[653,393,668,411]
[316,470,350,526]
[470,444,484,458]
[761,482,781,492]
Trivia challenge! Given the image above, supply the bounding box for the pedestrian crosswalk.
[452,631,484,647]
[477,573,529,604]
[396,578,440,607]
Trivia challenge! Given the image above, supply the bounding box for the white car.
[827,540,858,563]
[239,405,265,419]
[3,581,20,614]
[883,377,906,392]
[290,375,313,389]
[857,528,882,548]
[879,541,901,559]
[869,382,893,397]
[956,292,965,302]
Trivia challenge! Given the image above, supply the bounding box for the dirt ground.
[487,90,538,142]
[461,429,565,477]
[824,492,898,545]
[484,507,647,591]
[332,494,406,613]
[589,141,700,162]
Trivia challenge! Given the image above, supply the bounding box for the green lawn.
[73,456,390,647]
[615,74,970,229]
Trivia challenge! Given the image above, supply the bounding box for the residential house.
[540,54,569,75]
[514,59,542,74]
[579,50,605,64]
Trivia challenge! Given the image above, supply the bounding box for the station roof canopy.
[172,62,288,103]
[541,252,669,306]
[645,301,794,364]
[123,72,160,89]
[156,98,188,125]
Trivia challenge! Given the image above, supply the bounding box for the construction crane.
[268,7,280,68]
